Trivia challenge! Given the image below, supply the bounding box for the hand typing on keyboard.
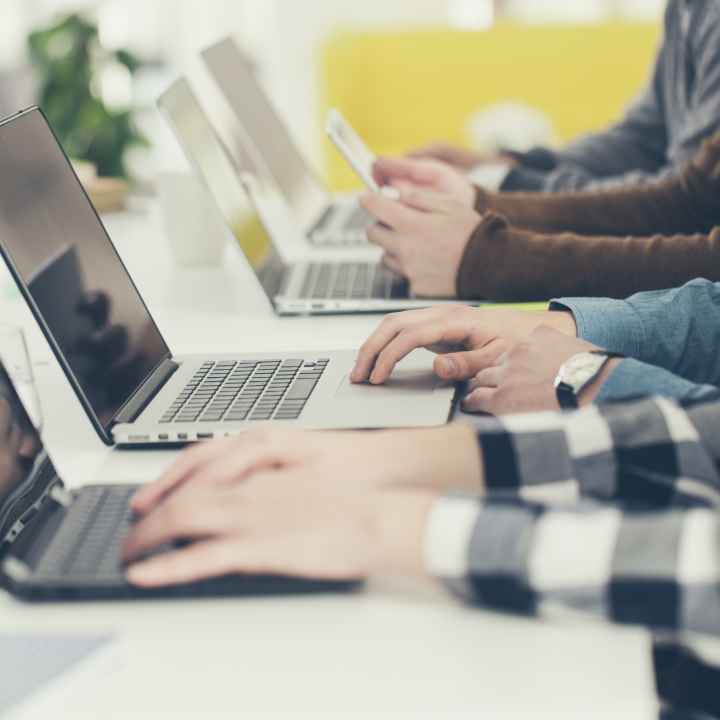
[121,424,479,586]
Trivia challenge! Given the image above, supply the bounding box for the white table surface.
[0,201,658,719]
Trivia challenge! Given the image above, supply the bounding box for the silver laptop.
[201,37,370,248]
[158,78,477,316]
[0,108,457,447]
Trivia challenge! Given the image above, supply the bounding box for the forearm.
[457,215,720,302]
[373,424,484,495]
[379,480,720,719]
[423,494,720,640]
[375,396,720,715]
[460,396,720,505]
[476,150,720,236]
[555,279,720,384]
[425,396,720,628]
[590,358,720,406]
[404,399,720,719]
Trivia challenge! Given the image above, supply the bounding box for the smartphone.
[326,108,399,198]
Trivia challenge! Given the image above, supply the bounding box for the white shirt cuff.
[423,496,479,579]
[466,162,512,192]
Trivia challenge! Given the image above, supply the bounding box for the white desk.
[0,202,657,719]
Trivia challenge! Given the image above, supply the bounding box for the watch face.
[559,352,607,391]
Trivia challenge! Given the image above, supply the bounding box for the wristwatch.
[554,350,624,410]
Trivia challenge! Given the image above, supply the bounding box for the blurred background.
[0,0,664,201]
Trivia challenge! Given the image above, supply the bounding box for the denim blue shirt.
[552,278,720,404]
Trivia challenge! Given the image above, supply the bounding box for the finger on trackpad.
[336,369,441,398]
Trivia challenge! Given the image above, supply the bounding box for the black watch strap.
[556,381,579,410]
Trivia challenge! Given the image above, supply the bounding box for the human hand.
[351,305,577,385]
[464,325,617,415]
[123,427,480,586]
[130,424,481,518]
[373,157,475,208]
[405,142,486,172]
[124,469,436,586]
[361,188,479,297]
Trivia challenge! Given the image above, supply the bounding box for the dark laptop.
[0,358,356,601]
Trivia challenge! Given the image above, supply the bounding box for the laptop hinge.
[114,358,179,425]
[0,475,64,549]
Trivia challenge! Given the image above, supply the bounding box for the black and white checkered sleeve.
[424,495,720,637]
[431,396,720,635]
[462,396,720,507]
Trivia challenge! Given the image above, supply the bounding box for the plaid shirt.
[429,397,720,718]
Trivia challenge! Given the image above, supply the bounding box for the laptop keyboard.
[35,485,137,580]
[160,359,329,425]
[301,262,407,300]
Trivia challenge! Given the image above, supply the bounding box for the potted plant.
[28,13,149,208]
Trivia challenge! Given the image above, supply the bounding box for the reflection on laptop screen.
[158,79,277,272]
[0,359,52,543]
[0,109,169,427]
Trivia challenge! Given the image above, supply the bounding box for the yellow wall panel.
[319,22,660,190]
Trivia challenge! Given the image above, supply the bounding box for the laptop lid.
[157,79,288,302]
[201,37,330,231]
[0,358,60,550]
[0,108,170,445]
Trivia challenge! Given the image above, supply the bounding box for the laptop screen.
[158,79,281,276]
[0,359,53,545]
[202,38,330,230]
[0,109,170,430]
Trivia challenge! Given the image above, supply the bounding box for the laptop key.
[225,413,249,421]
[164,357,326,427]
[285,379,317,401]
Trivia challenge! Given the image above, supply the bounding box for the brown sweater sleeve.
[457,212,720,301]
[474,134,720,237]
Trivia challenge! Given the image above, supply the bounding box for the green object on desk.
[474,301,549,312]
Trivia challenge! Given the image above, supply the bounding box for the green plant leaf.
[27,12,150,178]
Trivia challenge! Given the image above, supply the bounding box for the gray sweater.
[503,0,720,192]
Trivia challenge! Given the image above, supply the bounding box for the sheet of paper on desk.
[0,633,115,717]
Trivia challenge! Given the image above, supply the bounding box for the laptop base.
[6,574,361,603]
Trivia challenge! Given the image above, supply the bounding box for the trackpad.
[336,369,441,398]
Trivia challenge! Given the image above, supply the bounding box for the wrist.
[372,490,436,577]
[544,310,577,336]
[494,152,519,168]
[387,424,482,494]
[460,181,476,209]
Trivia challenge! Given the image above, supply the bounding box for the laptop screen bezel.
[0,107,172,446]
